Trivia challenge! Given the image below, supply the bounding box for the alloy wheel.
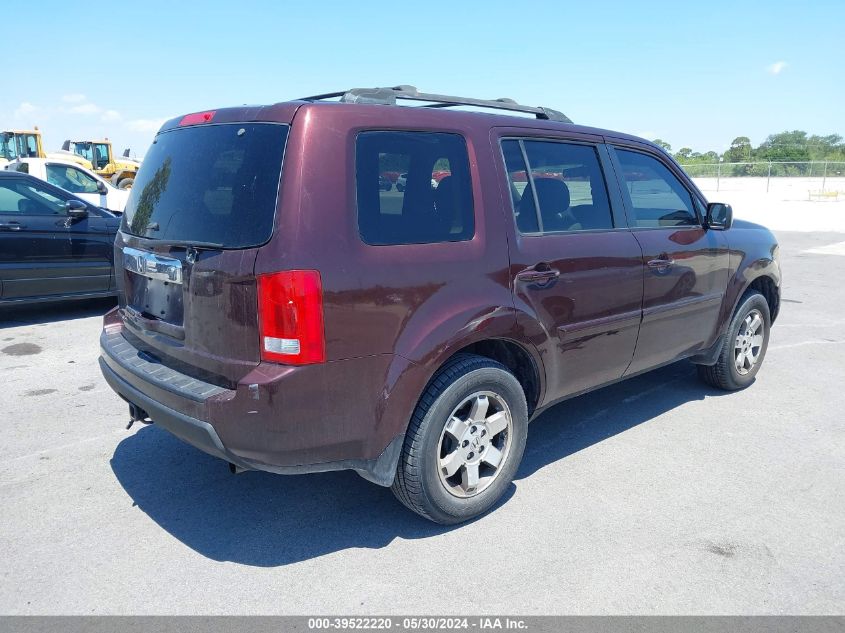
[734,308,765,375]
[437,391,513,498]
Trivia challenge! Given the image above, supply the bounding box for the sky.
[5,0,843,159]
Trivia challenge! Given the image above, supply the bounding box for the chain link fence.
[680,161,845,199]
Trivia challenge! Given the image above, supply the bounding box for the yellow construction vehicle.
[61,139,141,189]
[1,129,45,165]
[1,128,93,170]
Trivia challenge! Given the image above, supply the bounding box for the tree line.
[653,130,845,177]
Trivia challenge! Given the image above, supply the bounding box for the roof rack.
[298,85,572,123]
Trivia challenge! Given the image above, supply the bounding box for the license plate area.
[123,247,184,325]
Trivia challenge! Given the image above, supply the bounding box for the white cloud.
[767,61,787,75]
[70,102,102,115]
[126,118,166,133]
[101,109,122,122]
[61,93,86,103]
[14,102,38,118]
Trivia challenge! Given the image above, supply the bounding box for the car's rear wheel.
[391,354,528,524]
[697,291,771,390]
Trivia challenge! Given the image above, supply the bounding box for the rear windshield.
[121,122,288,248]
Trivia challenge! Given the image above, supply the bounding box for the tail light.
[257,270,326,365]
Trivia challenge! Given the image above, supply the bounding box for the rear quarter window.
[355,131,474,246]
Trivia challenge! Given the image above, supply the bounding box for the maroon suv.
[99,86,781,524]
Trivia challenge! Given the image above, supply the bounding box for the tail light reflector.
[257,270,326,365]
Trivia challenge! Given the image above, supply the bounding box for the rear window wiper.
[128,235,225,250]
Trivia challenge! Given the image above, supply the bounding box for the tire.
[116,177,134,190]
[697,291,771,391]
[396,183,404,192]
[391,353,528,524]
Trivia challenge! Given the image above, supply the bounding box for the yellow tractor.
[62,139,141,189]
[1,128,93,170]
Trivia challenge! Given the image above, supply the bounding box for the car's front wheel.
[697,290,771,390]
[391,354,528,524]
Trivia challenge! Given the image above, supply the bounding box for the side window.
[356,131,474,245]
[502,139,613,233]
[46,164,99,194]
[0,181,66,216]
[15,162,29,174]
[502,140,538,233]
[0,184,26,215]
[614,149,698,227]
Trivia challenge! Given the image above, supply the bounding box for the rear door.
[607,143,730,374]
[496,132,644,402]
[116,120,290,385]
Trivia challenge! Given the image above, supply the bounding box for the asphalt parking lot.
[0,230,843,615]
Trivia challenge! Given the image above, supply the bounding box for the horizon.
[4,0,842,159]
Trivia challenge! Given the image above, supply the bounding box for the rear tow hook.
[126,403,153,430]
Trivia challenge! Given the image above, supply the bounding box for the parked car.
[99,86,781,524]
[6,157,129,213]
[0,171,120,303]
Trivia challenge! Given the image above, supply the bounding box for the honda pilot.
[99,86,781,524]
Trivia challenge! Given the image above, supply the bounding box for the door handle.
[0,222,24,231]
[516,265,560,284]
[647,257,675,269]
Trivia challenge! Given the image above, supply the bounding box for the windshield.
[74,143,94,162]
[121,122,288,248]
[1,134,17,161]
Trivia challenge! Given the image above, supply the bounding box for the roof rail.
[297,85,572,123]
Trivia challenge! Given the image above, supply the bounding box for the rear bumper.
[99,356,236,464]
[99,328,404,486]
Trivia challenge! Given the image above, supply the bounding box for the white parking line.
[804,240,845,256]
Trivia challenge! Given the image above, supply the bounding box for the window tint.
[614,149,698,227]
[503,139,613,233]
[46,164,99,194]
[356,131,474,245]
[0,180,67,216]
[122,123,288,248]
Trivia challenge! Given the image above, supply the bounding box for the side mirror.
[705,202,732,230]
[96,181,108,195]
[66,199,89,219]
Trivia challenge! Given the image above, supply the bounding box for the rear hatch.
[116,115,290,386]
